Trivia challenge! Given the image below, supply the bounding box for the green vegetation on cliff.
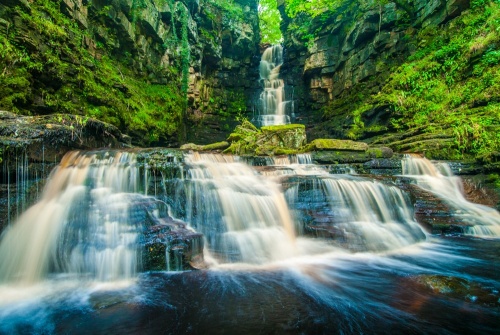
[343,1,500,161]
[284,0,412,46]
[287,0,499,162]
[0,0,259,146]
[0,0,185,145]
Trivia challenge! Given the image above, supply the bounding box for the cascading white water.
[183,153,297,264]
[257,45,291,126]
[320,176,425,250]
[402,155,500,236]
[0,151,143,284]
[285,174,426,251]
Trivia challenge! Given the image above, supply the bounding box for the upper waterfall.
[255,45,292,126]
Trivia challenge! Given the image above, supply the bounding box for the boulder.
[224,122,306,156]
[180,141,229,152]
[142,222,205,271]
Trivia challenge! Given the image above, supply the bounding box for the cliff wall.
[278,1,499,165]
[279,0,470,132]
[0,0,261,146]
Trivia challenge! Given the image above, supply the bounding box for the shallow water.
[0,237,498,335]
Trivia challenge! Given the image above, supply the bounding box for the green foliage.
[486,173,500,188]
[284,1,415,46]
[339,1,500,161]
[259,0,282,44]
[0,0,186,145]
[200,86,247,121]
[285,0,340,18]
[285,0,414,18]
[179,4,191,96]
[203,0,245,24]
[0,34,34,111]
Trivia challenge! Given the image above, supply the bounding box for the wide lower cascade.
[402,155,500,236]
[182,153,297,264]
[0,150,434,284]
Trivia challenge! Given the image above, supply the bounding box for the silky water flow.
[402,154,500,236]
[0,150,499,335]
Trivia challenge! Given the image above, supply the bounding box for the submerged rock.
[409,275,500,307]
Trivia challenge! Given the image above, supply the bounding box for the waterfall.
[183,153,297,264]
[285,175,426,251]
[402,155,500,236]
[0,150,438,284]
[0,151,145,284]
[256,45,291,126]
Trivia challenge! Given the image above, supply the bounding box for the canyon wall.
[278,0,470,139]
[0,0,261,146]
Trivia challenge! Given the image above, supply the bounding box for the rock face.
[0,0,261,145]
[0,111,129,165]
[278,0,470,138]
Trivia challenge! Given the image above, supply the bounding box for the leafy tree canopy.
[259,0,283,44]
[285,0,347,18]
[285,0,414,18]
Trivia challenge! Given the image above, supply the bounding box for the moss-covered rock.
[303,138,369,152]
[0,113,128,167]
[180,141,229,151]
[260,124,307,149]
[303,138,392,164]
[311,150,378,164]
[224,121,305,156]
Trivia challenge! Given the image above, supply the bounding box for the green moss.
[0,0,186,145]
[202,141,230,151]
[366,147,394,159]
[222,121,306,156]
[274,148,299,155]
[261,124,305,132]
[304,138,369,152]
[486,174,500,188]
[180,143,203,150]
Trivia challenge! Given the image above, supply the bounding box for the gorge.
[0,0,500,334]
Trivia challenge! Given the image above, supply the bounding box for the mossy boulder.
[224,121,306,156]
[304,138,393,164]
[0,112,129,173]
[260,124,307,149]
